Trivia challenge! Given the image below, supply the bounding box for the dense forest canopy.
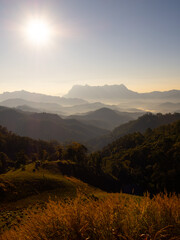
[0,126,88,173]
[91,120,180,194]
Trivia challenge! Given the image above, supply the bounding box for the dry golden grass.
[1,193,180,240]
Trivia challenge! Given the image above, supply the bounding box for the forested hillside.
[0,125,116,193]
[0,125,58,172]
[1,119,180,195]
[91,120,180,194]
[88,112,180,150]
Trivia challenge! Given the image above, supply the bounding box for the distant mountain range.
[67,108,143,130]
[0,88,179,117]
[0,98,122,116]
[0,106,109,143]
[0,90,87,106]
[0,105,179,151]
[64,84,180,101]
[155,102,180,113]
[0,98,65,115]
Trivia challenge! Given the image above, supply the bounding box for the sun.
[25,18,51,46]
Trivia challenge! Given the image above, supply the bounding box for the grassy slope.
[0,162,105,233]
[1,192,179,240]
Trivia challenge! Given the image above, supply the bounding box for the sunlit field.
[1,193,180,240]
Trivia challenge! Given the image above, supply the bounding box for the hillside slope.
[93,120,180,194]
[88,112,180,150]
[0,107,109,143]
[0,162,106,233]
[67,108,134,130]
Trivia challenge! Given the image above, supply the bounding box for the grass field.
[1,193,180,240]
[0,162,105,233]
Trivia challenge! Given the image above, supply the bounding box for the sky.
[0,0,180,96]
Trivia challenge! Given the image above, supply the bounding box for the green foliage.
[63,142,88,165]
[0,125,116,193]
[91,120,180,194]
[15,151,28,169]
[0,125,89,171]
[0,152,9,173]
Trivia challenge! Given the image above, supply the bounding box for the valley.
[0,87,180,239]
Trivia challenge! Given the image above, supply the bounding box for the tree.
[15,151,28,169]
[63,142,87,165]
[0,152,9,173]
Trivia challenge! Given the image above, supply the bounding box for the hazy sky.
[0,0,180,95]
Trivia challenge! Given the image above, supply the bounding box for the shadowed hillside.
[90,120,180,194]
[67,108,134,130]
[0,107,109,143]
[88,112,180,150]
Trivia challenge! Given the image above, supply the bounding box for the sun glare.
[25,19,51,46]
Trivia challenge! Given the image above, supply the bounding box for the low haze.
[0,0,180,95]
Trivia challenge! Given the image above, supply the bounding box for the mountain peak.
[120,83,127,89]
[64,84,136,100]
[64,84,180,101]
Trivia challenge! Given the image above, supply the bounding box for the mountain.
[0,90,87,106]
[0,107,109,143]
[88,112,180,150]
[93,120,180,194]
[156,102,180,113]
[64,84,138,100]
[64,84,180,101]
[16,105,43,113]
[0,98,64,115]
[61,102,119,115]
[67,108,136,130]
[0,98,120,116]
[112,112,180,138]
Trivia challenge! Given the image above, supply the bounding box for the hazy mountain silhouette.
[16,105,43,113]
[62,102,119,115]
[0,98,64,115]
[64,84,138,99]
[87,112,180,150]
[0,106,109,143]
[67,108,140,130]
[64,84,180,100]
[0,98,120,116]
[1,89,179,117]
[0,90,87,106]
[156,102,180,113]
